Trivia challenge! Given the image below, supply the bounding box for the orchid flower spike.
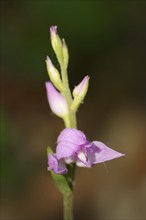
[48,128,125,174]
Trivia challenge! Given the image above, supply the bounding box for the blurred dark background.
[1,1,145,220]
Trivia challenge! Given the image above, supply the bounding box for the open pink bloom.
[48,128,125,174]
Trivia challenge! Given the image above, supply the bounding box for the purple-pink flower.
[48,128,125,174]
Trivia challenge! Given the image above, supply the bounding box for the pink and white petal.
[57,128,87,145]
[56,141,79,160]
[92,141,125,164]
[76,150,92,168]
[76,159,88,167]
[57,159,68,174]
[77,151,87,163]
[48,154,58,171]
[64,157,74,164]
[48,153,67,174]
[86,148,97,166]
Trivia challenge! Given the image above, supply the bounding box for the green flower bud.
[50,26,64,67]
[46,56,64,91]
[71,75,90,111]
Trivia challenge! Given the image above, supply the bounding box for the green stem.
[63,190,73,220]
[63,164,76,220]
[61,66,77,220]
[61,67,77,129]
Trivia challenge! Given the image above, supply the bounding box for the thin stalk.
[63,163,76,220]
[61,66,77,129]
[61,65,77,220]
[63,191,73,220]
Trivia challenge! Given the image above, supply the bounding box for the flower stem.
[63,190,73,220]
[63,163,75,220]
[61,66,77,129]
[61,66,77,220]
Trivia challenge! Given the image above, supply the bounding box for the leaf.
[51,171,71,195]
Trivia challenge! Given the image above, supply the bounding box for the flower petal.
[56,141,79,159]
[76,160,88,167]
[57,128,87,145]
[76,147,94,168]
[64,157,74,164]
[48,153,67,174]
[78,151,87,163]
[91,141,125,164]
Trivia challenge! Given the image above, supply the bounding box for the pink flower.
[48,128,125,174]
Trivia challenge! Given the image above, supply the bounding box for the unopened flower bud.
[50,26,63,66]
[73,75,89,98]
[45,82,68,118]
[46,56,64,91]
[71,75,89,112]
